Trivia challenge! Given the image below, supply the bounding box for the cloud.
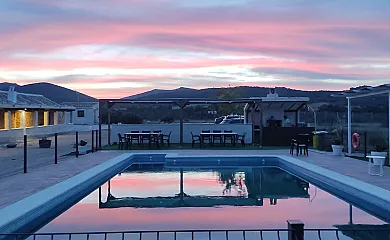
[1,0,390,98]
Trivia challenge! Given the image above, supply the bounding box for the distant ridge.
[124,86,342,104]
[0,82,96,103]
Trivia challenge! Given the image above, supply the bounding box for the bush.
[161,116,174,123]
[332,139,342,145]
[375,144,388,152]
[124,115,143,124]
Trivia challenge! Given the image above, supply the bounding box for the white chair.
[366,155,385,176]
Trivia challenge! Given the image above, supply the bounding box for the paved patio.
[0,149,389,210]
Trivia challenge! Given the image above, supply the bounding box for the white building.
[62,102,99,125]
[0,87,75,140]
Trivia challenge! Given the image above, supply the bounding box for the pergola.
[98,98,265,147]
[331,84,390,155]
[98,95,310,147]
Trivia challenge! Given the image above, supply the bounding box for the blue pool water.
[37,165,386,234]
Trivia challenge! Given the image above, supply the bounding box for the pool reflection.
[38,167,385,233]
[99,168,310,208]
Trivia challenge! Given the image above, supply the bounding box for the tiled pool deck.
[1,149,390,210]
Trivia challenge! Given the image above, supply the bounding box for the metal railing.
[2,228,390,240]
[0,129,108,178]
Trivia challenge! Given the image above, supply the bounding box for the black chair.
[152,130,162,145]
[117,133,128,150]
[212,130,223,145]
[140,131,151,147]
[201,130,212,145]
[223,130,234,146]
[129,130,140,146]
[191,132,200,148]
[236,132,246,147]
[291,134,310,156]
[162,131,172,146]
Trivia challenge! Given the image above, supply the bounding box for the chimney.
[7,86,17,104]
[266,88,279,98]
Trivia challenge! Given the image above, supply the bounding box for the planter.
[39,139,52,148]
[6,143,17,148]
[78,146,88,155]
[331,145,344,156]
[371,151,387,165]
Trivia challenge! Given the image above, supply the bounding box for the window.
[77,110,85,118]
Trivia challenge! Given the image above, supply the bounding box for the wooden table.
[124,132,162,149]
[200,132,238,147]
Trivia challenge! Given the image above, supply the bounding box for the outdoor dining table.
[200,132,238,147]
[124,132,162,149]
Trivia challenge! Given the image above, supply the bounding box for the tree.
[217,87,244,116]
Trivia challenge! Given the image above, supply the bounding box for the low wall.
[110,123,253,144]
[0,124,106,144]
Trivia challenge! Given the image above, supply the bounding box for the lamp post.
[308,105,317,131]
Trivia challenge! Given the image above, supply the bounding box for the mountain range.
[0,82,383,106]
[0,82,97,103]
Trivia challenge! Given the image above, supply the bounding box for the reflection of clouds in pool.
[39,169,384,233]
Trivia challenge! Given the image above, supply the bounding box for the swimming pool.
[38,165,384,232]
[1,154,390,240]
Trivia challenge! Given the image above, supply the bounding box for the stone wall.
[0,111,5,130]
[25,111,33,127]
[11,111,21,128]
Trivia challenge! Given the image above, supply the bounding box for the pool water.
[38,166,385,233]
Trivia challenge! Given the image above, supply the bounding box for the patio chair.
[236,132,246,147]
[201,130,212,145]
[152,130,162,145]
[117,133,128,150]
[291,134,310,156]
[129,130,140,145]
[162,131,172,146]
[140,131,151,147]
[191,132,201,148]
[212,130,223,145]
[223,130,234,146]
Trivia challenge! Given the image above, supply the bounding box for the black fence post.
[92,130,94,153]
[24,135,27,173]
[287,220,304,240]
[55,133,58,164]
[364,131,367,157]
[76,131,79,158]
[95,130,98,151]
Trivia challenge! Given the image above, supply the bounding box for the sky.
[1,0,390,98]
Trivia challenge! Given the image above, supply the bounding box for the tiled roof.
[0,91,75,110]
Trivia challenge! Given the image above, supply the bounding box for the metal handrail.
[2,228,390,238]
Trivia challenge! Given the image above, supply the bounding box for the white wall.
[110,123,252,144]
[262,107,284,125]
[247,107,299,126]
[0,124,105,143]
[285,111,297,126]
[72,108,97,125]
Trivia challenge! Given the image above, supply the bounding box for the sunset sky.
[1,0,390,98]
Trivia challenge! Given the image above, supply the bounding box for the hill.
[0,82,96,103]
[125,86,342,104]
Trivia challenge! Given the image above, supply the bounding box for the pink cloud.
[1,0,390,98]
